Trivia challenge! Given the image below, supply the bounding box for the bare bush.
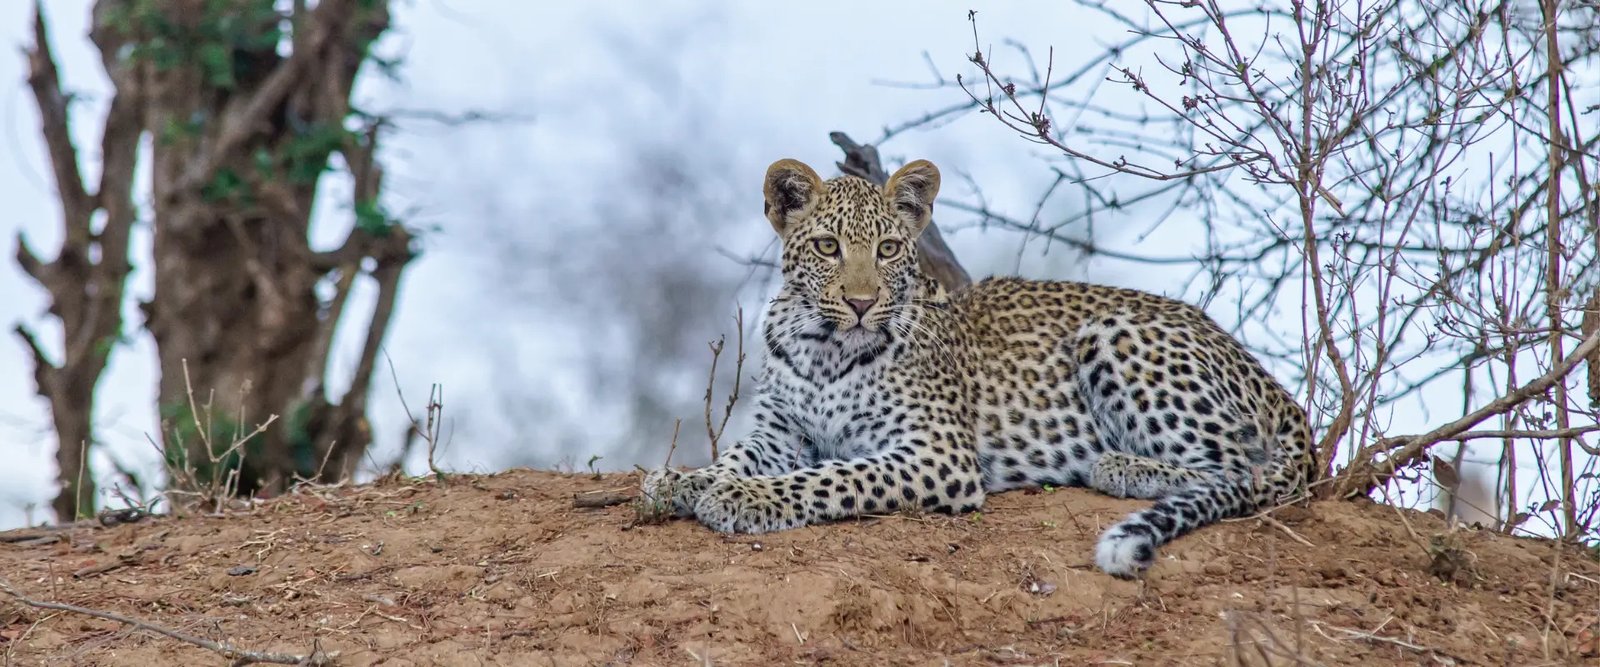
[903,1,1600,538]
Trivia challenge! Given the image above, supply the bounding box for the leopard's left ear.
[884,159,941,237]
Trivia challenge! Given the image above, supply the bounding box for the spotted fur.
[642,158,1316,578]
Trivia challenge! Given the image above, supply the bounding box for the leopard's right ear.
[763,159,825,235]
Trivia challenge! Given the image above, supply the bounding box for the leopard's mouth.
[812,313,889,345]
[837,321,887,344]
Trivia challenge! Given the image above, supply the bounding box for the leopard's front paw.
[693,477,808,534]
[639,467,720,518]
[1089,452,1139,498]
[1091,452,1194,500]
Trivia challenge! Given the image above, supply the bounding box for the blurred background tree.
[18,0,413,519]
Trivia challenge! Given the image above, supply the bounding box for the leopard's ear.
[763,159,825,235]
[884,159,941,237]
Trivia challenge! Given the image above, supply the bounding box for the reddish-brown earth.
[2,469,1597,665]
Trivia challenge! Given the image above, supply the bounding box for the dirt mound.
[2,469,1597,665]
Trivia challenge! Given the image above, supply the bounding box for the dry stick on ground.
[0,578,333,666]
[572,489,636,509]
[1308,619,1438,654]
[0,523,76,544]
[1254,514,1315,549]
[70,553,138,579]
[1333,329,1600,498]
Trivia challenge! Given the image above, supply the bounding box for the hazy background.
[2,0,1546,529]
[2,1,1162,528]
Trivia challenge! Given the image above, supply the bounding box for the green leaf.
[202,168,243,202]
[355,199,396,237]
[253,148,276,175]
[159,118,187,146]
[282,123,349,183]
[197,42,235,89]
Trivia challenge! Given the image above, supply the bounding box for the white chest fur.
[765,340,892,463]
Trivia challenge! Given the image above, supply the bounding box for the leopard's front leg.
[694,430,986,534]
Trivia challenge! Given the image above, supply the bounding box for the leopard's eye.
[813,237,840,257]
[877,239,903,259]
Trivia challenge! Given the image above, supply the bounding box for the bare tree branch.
[936,0,1600,532]
[178,0,367,195]
[1584,288,1600,407]
[25,4,91,232]
[1334,330,1600,498]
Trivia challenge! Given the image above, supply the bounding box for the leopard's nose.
[845,297,878,317]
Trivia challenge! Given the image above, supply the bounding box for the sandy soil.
[2,469,1597,666]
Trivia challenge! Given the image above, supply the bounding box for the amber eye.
[877,239,903,259]
[812,237,840,257]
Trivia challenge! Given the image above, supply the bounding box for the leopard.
[641,157,1316,578]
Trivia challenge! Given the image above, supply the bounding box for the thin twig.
[424,384,445,480]
[1309,619,1436,653]
[702,308,746,461]
[1255,514,1315,548]
[665,418,682,468]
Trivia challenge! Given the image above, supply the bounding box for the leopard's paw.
[693,477,808,534]
[1090,452,1196,500]
[1089,452,1139,498]
[639,467,719,518]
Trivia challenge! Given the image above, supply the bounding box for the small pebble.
[1024,579,1057,596]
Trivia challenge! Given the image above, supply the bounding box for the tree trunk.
[85,0,409,497]
[44,374,94,521]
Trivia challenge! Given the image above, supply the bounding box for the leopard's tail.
[1093,455,1299,579]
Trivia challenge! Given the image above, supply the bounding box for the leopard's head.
[762,157,941,342]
